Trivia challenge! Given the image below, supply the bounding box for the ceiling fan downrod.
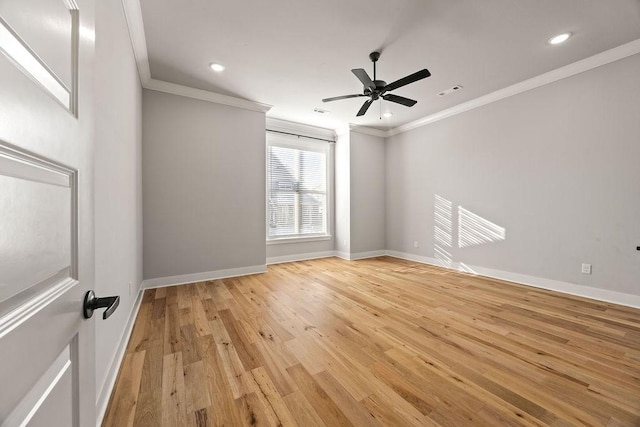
[370,51,380,81]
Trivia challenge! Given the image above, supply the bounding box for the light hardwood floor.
[103,257,640,426]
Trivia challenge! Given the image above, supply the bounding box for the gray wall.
[142,90,266,280]
[94,0,143,403]
[386,53,640,295]
[350,132,386,255]
[333,130,386,258]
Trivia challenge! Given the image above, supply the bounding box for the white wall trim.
[120,0,272,113]
[334,125,352,138]
[117,4,639,137]
[348,125,388,138]
[267,251,336,265]
[120,0,150,84]
[387,38,640,137]
[267,118,336,141]
[467,264,640,310]
[331,250,387,261]
[385,250,640,309]
[95,285,144,427]
[267,235,332,246]
[144,79,272,113]
[349,250,387,260]
[384,250,439,266]
[266,249,386,264]
[141,264,267,289]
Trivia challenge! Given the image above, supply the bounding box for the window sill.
[266,235,332,245]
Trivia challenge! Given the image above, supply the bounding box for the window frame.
[266,132,333,243]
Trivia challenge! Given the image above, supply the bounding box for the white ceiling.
[138,0,640,131]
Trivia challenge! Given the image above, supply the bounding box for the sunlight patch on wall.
[434,194,452,267]
[458,206,506,248]
[433,195,505,273]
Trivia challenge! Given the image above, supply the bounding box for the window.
[267,133,330,240]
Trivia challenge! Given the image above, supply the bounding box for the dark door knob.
[83,290,120,319]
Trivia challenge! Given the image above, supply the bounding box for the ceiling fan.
[322,51,431,117]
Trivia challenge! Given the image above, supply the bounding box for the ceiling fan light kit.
[322,51,431,117]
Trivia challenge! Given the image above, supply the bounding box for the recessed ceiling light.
[382,112,393,118]
[209,63,225,72]
[548,32,572,45]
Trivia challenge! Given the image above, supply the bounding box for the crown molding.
[333,125,350,138]
[267,117,336,140]
[348,125,388,138]
[118,1,639,136]
[388,38,640,137]
[120,0,271,113]
[120,0,150,84]
[144,79,272,113]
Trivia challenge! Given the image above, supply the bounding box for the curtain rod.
[266,128,334,143]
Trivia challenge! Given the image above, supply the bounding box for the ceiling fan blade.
[382,69,431,93]
[383,94,417,107]
[352,68,376,91]
[356,99,373,117]
[322,94,366,102]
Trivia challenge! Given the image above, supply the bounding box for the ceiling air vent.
[438,85,463,97]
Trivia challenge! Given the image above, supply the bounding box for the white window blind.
[267,135,329,239]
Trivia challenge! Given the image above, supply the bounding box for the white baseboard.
[385,250,440,266]
[333,250,388,261]
[267,251,336,265]
[141,264,267,289]
[385,250,640,309]
[95,286,144,426]
[349,250,387,260]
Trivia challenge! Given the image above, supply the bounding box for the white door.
[0,0,99,426]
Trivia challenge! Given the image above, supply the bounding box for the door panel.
[0,146,74,307]
[0,145,79,420]
[26,358,74,427]
[0,0,96,425]
[0,0,74,90]
[1,343,75,427]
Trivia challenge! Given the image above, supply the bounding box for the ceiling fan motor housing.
[364,80,387,98]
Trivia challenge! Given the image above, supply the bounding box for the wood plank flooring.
[103,257,640,426]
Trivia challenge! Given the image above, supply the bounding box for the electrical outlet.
[581,263,592,274]
[414,241,419,248]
